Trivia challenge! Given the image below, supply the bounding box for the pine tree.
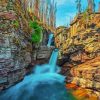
[98,2,100,12]
[87,0,95,13]
[76,0,81,14]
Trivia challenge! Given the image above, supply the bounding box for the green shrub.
[29,20,43,43]
[13,20,19,28]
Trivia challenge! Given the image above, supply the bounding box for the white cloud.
[55,0,75,6]
[55,0,66,5]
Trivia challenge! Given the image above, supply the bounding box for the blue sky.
[55,0,100,27]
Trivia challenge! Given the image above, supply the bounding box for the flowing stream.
[0,34,76,100]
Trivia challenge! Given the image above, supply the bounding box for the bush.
[29,20,43,43]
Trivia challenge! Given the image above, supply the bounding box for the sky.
[55,0,100,27]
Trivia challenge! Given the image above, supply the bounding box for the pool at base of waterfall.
[29,82,77,100]
[0,80,76,100]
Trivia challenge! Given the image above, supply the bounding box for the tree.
[76,0,82,14]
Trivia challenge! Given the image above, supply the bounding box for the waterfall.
[47,32,59,72]
[47,33,54,47]
[49,49,59,72]
[34,48,60,74]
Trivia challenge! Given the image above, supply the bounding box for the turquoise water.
[47,33,54,47]
[49,49,59,72]
[0,74,76,100]
[0,49,76,100]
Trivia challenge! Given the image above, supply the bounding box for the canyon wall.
[0,0,32,90]
[68,16,100,98]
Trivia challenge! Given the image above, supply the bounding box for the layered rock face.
[71,57,100,94]
[69,25,100,99]
[57,12,100,99]
[0,0,32,90]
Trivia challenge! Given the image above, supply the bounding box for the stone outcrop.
[70,57,100,99]
[66,83,99,100]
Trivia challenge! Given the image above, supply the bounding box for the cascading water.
[49,49,59,72]
[47,33,54,47]
[0,33,76,100]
